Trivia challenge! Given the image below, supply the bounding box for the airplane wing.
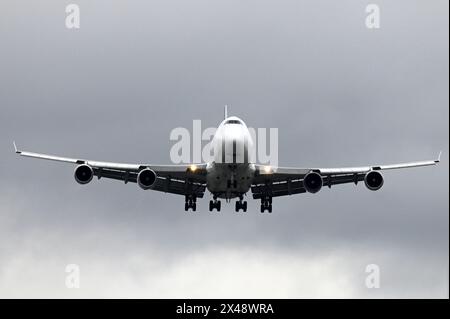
[14,142,207,198]
[251,153,441,199]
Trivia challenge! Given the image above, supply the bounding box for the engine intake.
[74,164,94,184]
[303,172,323,193]
[137,168,157,189]
[364,170,384,191]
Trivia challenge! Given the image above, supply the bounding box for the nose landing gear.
[227,179,238,189]
[260,196,272,213]
[235,196,247,212]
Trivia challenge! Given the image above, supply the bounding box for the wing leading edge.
[252,153,441,199]
[14,143,207,198]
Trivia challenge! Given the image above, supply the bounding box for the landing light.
[263,165,272,174]
[190,164,198,172]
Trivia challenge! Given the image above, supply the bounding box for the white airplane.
[14,107,441,213]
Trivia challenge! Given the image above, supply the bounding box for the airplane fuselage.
[206,116,256,199]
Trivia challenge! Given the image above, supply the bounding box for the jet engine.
[74,164,94,184]
[364,170,384,191]
[303,172,323,193]
[137,168,157,190]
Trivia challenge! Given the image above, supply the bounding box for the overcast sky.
[0,0,448,298]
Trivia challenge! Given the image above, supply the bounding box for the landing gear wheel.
[235,200,247,212]
[209,199,221,212]
[185,195,197,211]
[260,196,273,213]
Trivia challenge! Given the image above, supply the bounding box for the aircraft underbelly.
[206,163,255,198]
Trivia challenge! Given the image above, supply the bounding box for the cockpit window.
[225,120,241,125]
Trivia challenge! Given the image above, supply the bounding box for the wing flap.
[251,180,306,199]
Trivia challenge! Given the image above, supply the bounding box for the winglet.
[13,141,20,154]
[436,151,442,163]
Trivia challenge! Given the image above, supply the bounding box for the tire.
[260,205,264,213]
[185,203,188,211]
[193,203,196,212]
[217,201,221,212]
[268,205,272,213]
[209,201,213,212]
[243,202,247,212]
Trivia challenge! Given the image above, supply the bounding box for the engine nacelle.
[137,168,157,190]
[74,164,94,184]
[364,170,384,191]
[303,171,323,193]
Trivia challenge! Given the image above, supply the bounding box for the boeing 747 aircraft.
[14,108,441,213]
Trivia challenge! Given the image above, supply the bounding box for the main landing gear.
[209,196,221,212]
[260,196,272,213]
[184,195,197,211]
[235,196,247,212]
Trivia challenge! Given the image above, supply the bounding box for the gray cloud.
[0,0,448,298]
